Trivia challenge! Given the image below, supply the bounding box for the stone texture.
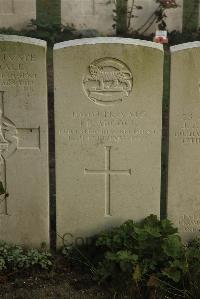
[61,0,183,35]
[168,42,200,242]
[130,0,183,34]
[61,0,115,35]
[0,35,49,247]
[164,0,183,33]
[54,37,163,247]
[0,0,36,30]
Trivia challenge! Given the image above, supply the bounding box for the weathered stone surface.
[0,35,49,247]
[164,0,183,33]
[54,38,163,247]
[0,0,36,30]
[61,0,115,35]
[129,0,183,34]
[61,0,183,35]
[168,42,200,242]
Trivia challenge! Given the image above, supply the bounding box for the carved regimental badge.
[83,58,133,106]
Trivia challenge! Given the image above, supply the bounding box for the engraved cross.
[0,91,40,215]
[84,146,131,216]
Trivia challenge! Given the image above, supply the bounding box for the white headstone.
[168,42,200,242]
[0,0,36,30]
[129,0,183,34]
[61,0,115,35]
[0,35,49,247]
[54,37,163,247]
[61,0,183,36]
[164,0,183,33]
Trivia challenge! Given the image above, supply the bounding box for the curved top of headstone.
[54,37,163,51]
[171,41,200,53]
[0,35,46,47]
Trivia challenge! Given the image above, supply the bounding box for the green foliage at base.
[0,242,52,272]
[94,215,185,284]
[1,23,200,49]
[0,24,79,47]
[63,215,200,298]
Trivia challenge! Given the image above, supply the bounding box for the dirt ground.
[0,255,131,299]
[0,269,109,299]
[0,253,116,299]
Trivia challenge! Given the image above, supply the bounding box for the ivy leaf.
[161,219,178,235]
[106,250,138,263]
[162,235,183,258]
[169,259,188,273]
[143,214,159,227]
[117,250,138,262]
[144,226,161,238]
[186,247,200,259]
[134,227,148,241]
[105,252,117,261]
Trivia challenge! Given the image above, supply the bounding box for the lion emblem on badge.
[83,58,133,106]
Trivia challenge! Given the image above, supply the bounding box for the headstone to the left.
[0,35,49,248]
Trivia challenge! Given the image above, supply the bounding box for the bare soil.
[0,266,109,299]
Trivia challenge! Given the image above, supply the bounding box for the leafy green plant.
[184,238,200,299]
[62,215,200,298]
[0,21,79,47]
[94,215,186,286]
[156,238,200,299]
[26,19,78,46]
[0,241,52,272]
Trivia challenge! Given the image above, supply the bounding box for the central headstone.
[54,38,163,247]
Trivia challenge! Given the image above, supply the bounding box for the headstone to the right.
[168,42,200,242]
